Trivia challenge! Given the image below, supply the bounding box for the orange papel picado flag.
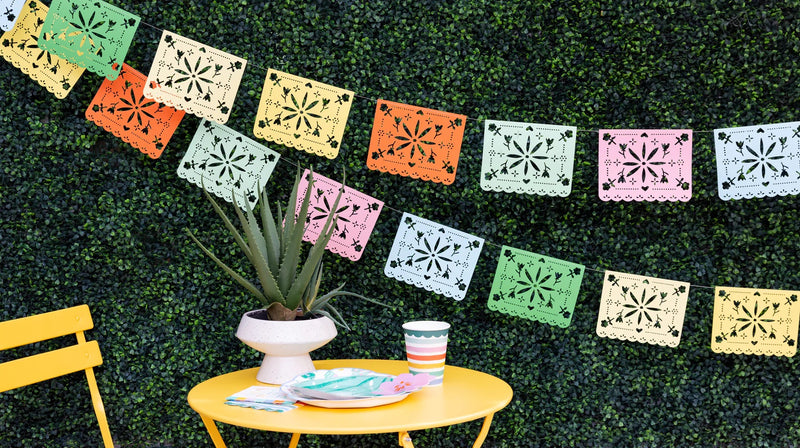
[367,100,466,185]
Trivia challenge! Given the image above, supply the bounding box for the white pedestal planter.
[235,311,337,384]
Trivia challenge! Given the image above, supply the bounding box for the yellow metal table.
[188,359,513,448]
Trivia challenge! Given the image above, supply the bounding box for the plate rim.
[291,392,411,408]
[281,367,412,407]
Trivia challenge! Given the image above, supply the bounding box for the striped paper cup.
[403,321,450,386]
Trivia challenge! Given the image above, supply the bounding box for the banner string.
[132,10,749,293]
[130,14,727,134]
[25,3,773,297]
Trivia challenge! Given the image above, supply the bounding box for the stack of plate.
[281,368,416,408]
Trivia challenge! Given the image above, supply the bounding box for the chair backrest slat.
[0,305,93,351]
[0,305,114,448]
[0,341,103,393]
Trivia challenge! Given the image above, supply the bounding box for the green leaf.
[285,169,344,308]
[277,167,307,297]
[233,190,285,306]
[258,183,281,277]
[199,184,252,262]
[185,228,267,306]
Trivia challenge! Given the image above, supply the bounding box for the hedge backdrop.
[2,1,800,447]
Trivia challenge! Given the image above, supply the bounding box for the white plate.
[280,368,411,408]
[293,392,410,409]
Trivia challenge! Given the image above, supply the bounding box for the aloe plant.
[186,167,377,328]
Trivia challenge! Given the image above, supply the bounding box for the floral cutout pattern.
[86,64,185,158]
[714,122,800,200]
[143,30,246,124]
[295,169,383,261]
[596,271,689,347]
[254,69,354,159]
[367,100,467,185]
[177,119,280,210]
[1,0,25,31]
[0,0,85,98]
[385,213,484,301]
[36,0,139,80]
[487,246,584,327]
[481,120,577,196]
[598,129,692,201]
[711,287,800,356]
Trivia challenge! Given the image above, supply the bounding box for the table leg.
[398,431,415,448]
[199,414,227,448]
[472,414,495,448]
[288,433,301,448]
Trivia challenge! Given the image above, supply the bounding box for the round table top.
[188,359,513,435]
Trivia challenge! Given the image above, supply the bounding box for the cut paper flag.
[37,0,139,80]
[367,100,466,185]
[143,30,246,124]
[596,271,689,347]
[487,246,584,327]
[1,0,25,31]
[714,122,800,200]
[254,69,354,159]
[598,129,692,201]
[86,64,185,159]
[385,213,484,301]
[711,287,800,357]
[295,169,383,261]
[0,0,85,98]
[481,120,577,196]
[177,119,280,210]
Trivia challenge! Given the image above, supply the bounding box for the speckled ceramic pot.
[236,311,337,384]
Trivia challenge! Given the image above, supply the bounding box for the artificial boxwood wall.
[2,0,800,446]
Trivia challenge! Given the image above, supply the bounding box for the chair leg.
[84,367,115,448]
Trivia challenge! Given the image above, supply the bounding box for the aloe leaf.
[312,308,348,331]
[274,196,285,282]
[286,208,337,306]
[201,186,253,261]
[281,168,303,256]
[305,282,343,311]
[240,191,269,262]
[257,184,280,275]
[286,170,344,305]
[314,286,391,311]
[278,167,306,295]
[185,229,268,307]
[293,170,314,243]
[323,303,350,330]
[232,191,285,306]
[300,259,324,312]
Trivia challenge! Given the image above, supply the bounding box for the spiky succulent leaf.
[185,228,268,307]
[233,193,285,305]
[301,259,325,312]
[312,308,348,331]
[278,168,314,298]
[285,188,341,310]
[258,185,281,276]
[241,194,270,269]
[201,186,253,262]
[311,286,382,312]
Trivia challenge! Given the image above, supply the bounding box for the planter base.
[256,353,315,385]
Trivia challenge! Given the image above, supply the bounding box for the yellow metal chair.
[0,304,114,448]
